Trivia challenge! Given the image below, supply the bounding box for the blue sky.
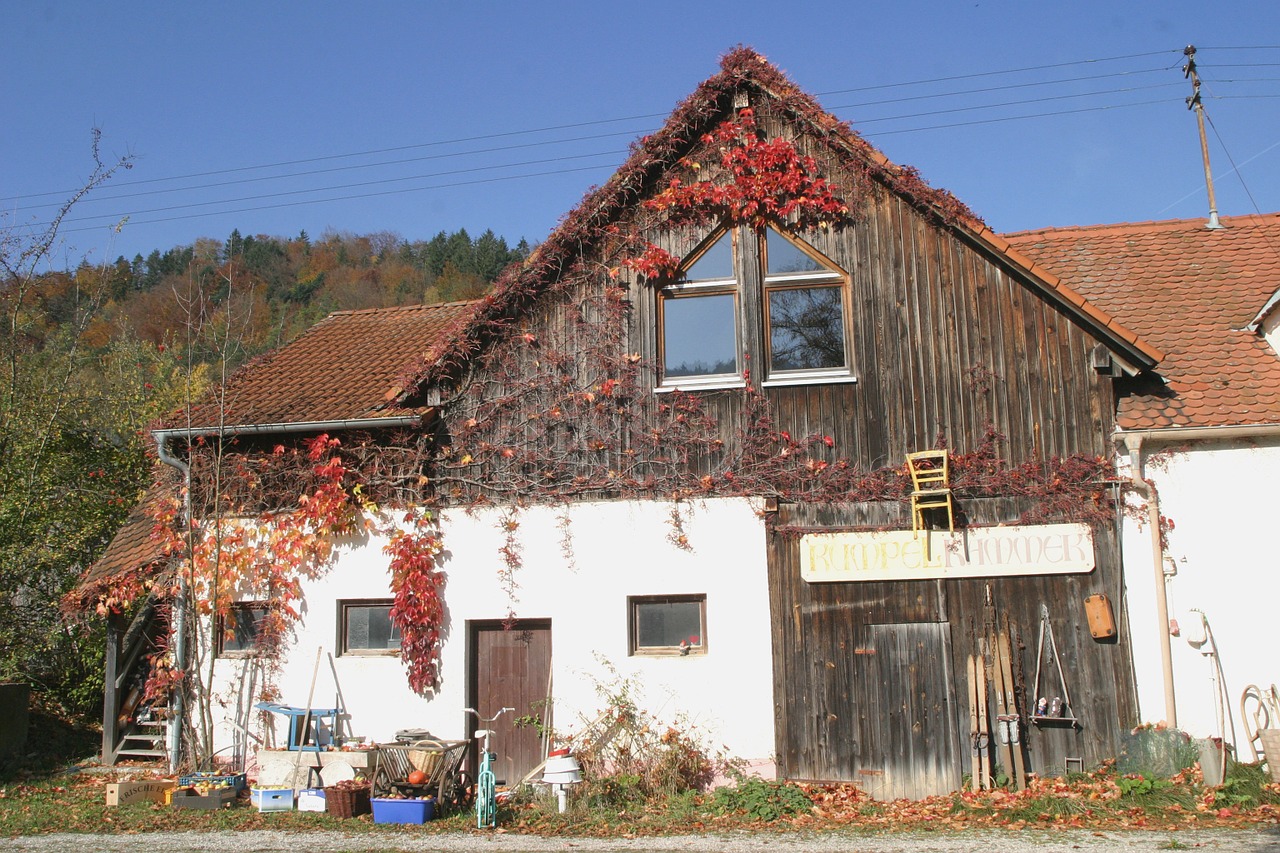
[4,1,1278,267]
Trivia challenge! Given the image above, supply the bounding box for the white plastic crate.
[297,788,326,812]
[251,787,295,812]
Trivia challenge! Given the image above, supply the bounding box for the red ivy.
[386,516,446,695]
[644,110,850,230]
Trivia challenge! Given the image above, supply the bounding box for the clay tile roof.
[1005,214,1280,430]
[176,301,476,431]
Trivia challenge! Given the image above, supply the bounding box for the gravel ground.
[2,829,1278,853]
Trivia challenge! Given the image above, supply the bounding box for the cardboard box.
[371,796,434,824]
[106,779,176,807]
[171,786,237,810]
[251,787,295,812]
[297,788,326,812]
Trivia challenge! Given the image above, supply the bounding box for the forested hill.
[90,227,528,367]
[0,225,525,717]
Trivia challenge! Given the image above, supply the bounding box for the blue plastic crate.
[371,796,434,824]
[178,772,246,792]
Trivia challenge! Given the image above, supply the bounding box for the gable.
[410,48,1158,402]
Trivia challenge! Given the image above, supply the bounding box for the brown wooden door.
[468,620,551,784]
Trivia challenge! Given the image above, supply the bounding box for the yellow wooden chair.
[906,449,954,558]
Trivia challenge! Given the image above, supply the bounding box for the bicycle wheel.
[476,769,496,828]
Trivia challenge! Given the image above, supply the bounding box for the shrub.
[709,775,812,822]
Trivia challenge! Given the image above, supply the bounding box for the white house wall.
[208,496,776,775]
[1122,435,1280,756]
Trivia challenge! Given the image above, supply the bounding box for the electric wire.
[15,47,1279,238]
[0,49,1197,205]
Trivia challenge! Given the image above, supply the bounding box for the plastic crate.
[178,772,247,792]
[297,788,326,812]
[371,796,434,824]
[251,787,295,812]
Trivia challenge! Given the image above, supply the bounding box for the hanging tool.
[1031,604,1077,727]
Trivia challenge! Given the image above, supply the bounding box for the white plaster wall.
[1122,436,1280,756]
[206,497,775,773]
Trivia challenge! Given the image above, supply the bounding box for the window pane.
[683,234,733,281]
[636,600,702,648]
[766,228,824,275]
[222,604,266,652]
[663,293,737,378]
[768,286,847,371]
[344,603,400,650]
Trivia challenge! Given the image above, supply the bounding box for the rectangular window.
[660,291,739,380]
[338,599,401,656]
[629,594,706,656]
[218,602,268,656]
[766,284,848,373]
[762,227,850,380]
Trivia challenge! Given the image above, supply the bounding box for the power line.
[0,49,1197,205]
[60,164,619,235]
[17,46,1277,241]
[55,150,622,227]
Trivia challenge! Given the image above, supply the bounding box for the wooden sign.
[800,523,1095,583]
[105,779,176,806]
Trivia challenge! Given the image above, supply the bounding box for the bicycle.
[463,706,513,828]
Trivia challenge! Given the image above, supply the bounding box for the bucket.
[543,755,582,784]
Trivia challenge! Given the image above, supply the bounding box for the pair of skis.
[967,632,1026,791]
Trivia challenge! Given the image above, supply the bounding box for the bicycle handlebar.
[464,706,516,723]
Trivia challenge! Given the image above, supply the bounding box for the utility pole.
[1183,45,1226,229]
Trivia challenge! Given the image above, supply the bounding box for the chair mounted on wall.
[905,449,955,558]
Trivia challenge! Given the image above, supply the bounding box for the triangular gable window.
[658,227,852,389]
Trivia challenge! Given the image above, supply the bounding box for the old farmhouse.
[73,49,1280,800]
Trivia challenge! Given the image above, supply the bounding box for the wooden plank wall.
[768,498,1135,793]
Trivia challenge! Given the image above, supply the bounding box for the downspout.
[154,433,190,774]
[1123,434,1178,727]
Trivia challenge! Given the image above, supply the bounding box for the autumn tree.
[0,132,177,716]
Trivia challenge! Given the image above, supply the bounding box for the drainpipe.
[154,433,190,774]
[1123,434,1178,728]
[149,415,424,771]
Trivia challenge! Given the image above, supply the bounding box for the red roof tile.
[175,301,476,430]
[1005,214,1280,430]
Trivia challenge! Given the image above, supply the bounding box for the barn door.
[467,620,552,784]
[850,622,959,800]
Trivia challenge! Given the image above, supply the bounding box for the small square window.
[629,595,706,656]
[338,600,401,656]
[218,602,269,656]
